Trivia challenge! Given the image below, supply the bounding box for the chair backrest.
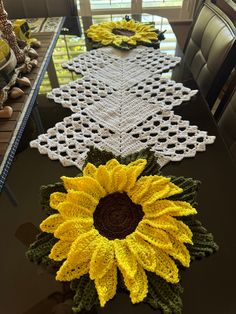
[218,87,236,163]
[4,0,78,19]
[216,0,236,25]
[184,1,236,108]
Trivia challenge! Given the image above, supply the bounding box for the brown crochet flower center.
[93,192,144,240]
[112,28,135,37]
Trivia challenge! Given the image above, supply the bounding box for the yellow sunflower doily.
[40,158,198,307]
[86,18,163,49]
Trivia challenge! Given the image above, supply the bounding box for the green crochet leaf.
[26,146,218,314]
[168,177,218,260]
[85,146,161,176]
[117,270,183,314]
[40,182,66,215]
[120,147,161,176]
[183,217,219,260]
[71,275,99,313]
[145,272,183,314]
[26,232,59,266]
[169,176,200,207]
[84,146,116,168]
[87,36,161,51]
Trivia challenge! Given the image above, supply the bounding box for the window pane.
[143,0,183,7]
[90,0,131,10]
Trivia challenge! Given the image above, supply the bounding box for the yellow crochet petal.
[128,176,152,204]
[56,260,88,281]
[143,200,197,218]
[122,263,148,303]
[169,201,197,217]
[142,215,178,232]
[139,37,151,43]
[50,192,67,210]
[167,219,193,244]
[136,176,182,206]
[113,37,123,46]
[101,39,113,45]
[165,182,183,198]
[105,159,120,171]
[126,19,136,29]
[49,239,73,261]
[130,176,169,204]
[166,235,191,267]
[83,162,97,178]
[136,221,172,249]
[125,159,147,191]
[110,165,127,192]
[121,35,129,42]
[143,177,172,204]
[154,248,179,283]
[96,165,112,193]
[67,229,99,264]
[67,190,98,212]
[57,201,91,219]
[90,237,115,280]
[114,239,137,278]
[40,214,64,233]
[54,218,93,241]
[95,260,117,307]
[61,176,106,200]
[147,32,157,40]
[126,234,156,271]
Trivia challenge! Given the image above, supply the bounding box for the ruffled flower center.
[93,192,144,240]
[112,28,136,37]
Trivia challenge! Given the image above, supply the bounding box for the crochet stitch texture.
[86,19,160,49]
[26,148,219,313]
[40,158,196,306]
[30,47,215,169]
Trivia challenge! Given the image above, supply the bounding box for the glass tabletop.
[0,15,236,314]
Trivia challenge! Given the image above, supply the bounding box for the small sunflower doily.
[86,17,165,50]
[26,147,218,313]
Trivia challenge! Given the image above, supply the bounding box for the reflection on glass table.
[0,14,235,314]
[40,14,177,94]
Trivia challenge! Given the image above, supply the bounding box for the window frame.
[78,0,197,21]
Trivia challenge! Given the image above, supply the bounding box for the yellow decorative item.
[0,38,10,65]
[40,158,197,307]
[86,18,162,50]
[13,19,41,48]
[13,19,31,41]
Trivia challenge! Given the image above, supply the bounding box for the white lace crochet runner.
[62,47,181,90]
[31,47,215,169]
[47,73,198,113]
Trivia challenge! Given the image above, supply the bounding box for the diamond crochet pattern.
[30,47,215,168]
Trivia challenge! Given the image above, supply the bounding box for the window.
[90,0,132,10]
[78,0,195,20]
[143,0,183,8]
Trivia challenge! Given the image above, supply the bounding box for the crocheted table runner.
[62,47,181,90]
[30,47,215,169]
